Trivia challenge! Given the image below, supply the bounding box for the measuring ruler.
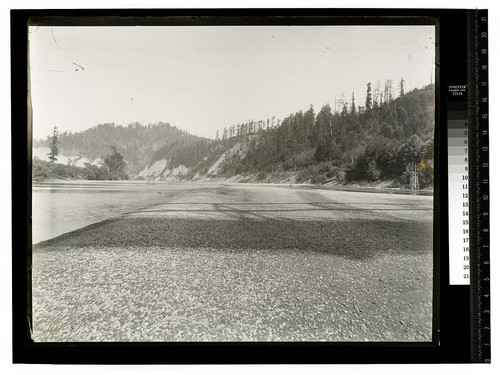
[447,9,489,362]
[469,9,490,363]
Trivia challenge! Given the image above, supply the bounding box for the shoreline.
[33,178,433,196]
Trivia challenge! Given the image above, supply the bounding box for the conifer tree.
[47,125,59,163]
[365,83,372,110]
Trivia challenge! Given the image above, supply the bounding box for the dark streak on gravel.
[35,217,431,261]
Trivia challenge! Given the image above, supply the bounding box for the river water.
[31,180,193,244]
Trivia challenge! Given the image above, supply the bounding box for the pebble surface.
[32,184,433,342]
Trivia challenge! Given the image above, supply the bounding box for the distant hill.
[33,122,205,175]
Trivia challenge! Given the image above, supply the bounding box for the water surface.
[32,180,198,244]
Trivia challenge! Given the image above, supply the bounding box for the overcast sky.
[29,25,435,139]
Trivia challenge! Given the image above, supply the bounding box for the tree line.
[146,81,434,187]
[213,81,434,187]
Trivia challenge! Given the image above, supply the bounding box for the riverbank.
[34,177,434,196]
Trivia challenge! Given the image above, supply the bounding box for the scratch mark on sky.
[51,27,61,50]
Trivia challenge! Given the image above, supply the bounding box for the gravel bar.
[32,184,433,342]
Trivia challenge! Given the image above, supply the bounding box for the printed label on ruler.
[448,107,470,285]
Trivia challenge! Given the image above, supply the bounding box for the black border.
[11,8,472,364]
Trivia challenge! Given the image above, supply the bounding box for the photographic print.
[29,23,435,342]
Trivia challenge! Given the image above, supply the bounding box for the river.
[31,180,202,244]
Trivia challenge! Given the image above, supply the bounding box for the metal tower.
[409,162,419,195]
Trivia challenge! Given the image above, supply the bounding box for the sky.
[29,25,435,139]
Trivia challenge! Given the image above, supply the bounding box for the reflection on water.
[32,181,189,244]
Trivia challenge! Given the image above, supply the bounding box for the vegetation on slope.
[34,122,202,175]
[33,147,129,182]
[33,83,435,188]
[180,84,435,187]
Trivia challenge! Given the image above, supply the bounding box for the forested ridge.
[237,83,435,186]
[153,83,434,187]
[33,83,434,187]
[34,121,199,174]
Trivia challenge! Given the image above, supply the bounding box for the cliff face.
[33,147,105,168]
[134,139,243,181]
[136,160,190,181]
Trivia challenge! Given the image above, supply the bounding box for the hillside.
[33,122,206,175]
[33,84,434,188]
[138,84,434,188]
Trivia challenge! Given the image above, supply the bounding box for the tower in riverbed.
[409,162,419,195]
